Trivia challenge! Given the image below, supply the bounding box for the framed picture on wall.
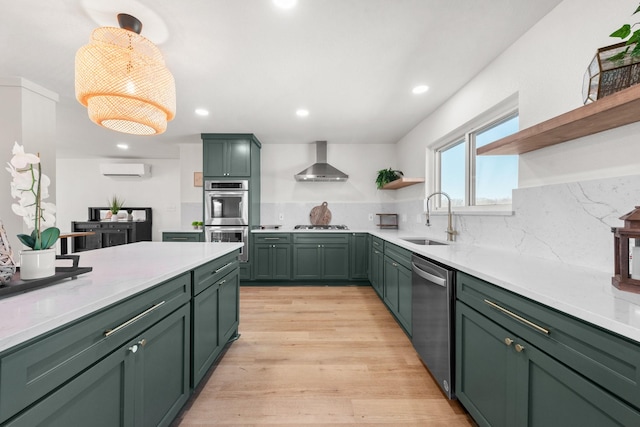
[194,172,203,187]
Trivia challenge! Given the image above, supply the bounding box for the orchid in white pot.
[6,142,60,279]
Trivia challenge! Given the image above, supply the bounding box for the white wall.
[0,77,58,252]
[261,142,398,203]
[397,0,640,188]
[56,158,181,241]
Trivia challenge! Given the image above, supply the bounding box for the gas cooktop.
[294,225,349,230]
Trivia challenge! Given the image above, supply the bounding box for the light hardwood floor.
[175,286,474,426]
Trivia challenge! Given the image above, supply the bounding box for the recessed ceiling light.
[195,108,209,116]
[273,0,297,9]
[117,143,129,150]
[296,109,309,117]
[412,85,429,95]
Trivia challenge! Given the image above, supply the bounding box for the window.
[436,112,518,208]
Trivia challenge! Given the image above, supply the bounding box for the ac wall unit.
[100,163,151,177]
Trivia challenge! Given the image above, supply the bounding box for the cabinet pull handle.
[104,301,166,337]
[129,344,139,354]
[138,339,147,347]
[484,299,549,335]
[173,237,188,241]
[392,262,398,267]
[214,262,233,274]
[515,344,525,353]
[504,337,513,346]
[264,237,280,240]
[219,279,226,286]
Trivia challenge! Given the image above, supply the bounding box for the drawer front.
[293,233,349,245]
[193,251,239,295]
[0,273,191,423]
[383,242,412,270]
[254,233,291,244]
[163,232,202,242]
[371,236,383,251]
[104,223,132,229]
[72,222,101,231]
[457,271,640,409]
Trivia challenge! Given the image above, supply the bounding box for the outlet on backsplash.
[279,213,284,221]
[368,213,373,221]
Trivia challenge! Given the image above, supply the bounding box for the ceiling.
[1,0,562,159]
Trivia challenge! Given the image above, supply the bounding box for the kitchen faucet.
[425,191,456,241]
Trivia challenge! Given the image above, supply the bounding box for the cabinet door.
[218,270,239,344]
[518,337,640,427]
[396,264,412,335]
[5,344,135,427]
[383,256,400,313]
[349,233,369,279]
[102,229,128,248]
[136,304,190,427]
[272,244,291,280]
[253,243,273,280]
[456,301,515,427]
[322,244,349,280]
[203,140,226,176]
[293,244,321,279]
[369,245,383,296]
[226,139,251,177]
[192,280,220,387]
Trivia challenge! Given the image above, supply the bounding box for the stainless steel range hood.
[294,141,349,182]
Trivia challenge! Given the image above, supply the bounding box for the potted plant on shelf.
[6,142,60,280]
[191,221,203,230]
[376,168,403,189]
[108,195,125,221]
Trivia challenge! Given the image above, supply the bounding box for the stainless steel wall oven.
[204,180,250,262]
[204,180,248,226]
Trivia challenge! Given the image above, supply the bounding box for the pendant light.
[75,14,176,135]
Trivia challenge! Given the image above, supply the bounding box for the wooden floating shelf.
[381,177,425,190]
[478,83,640,156]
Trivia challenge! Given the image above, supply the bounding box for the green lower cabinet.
[292,244,349,280]
[253,243,291,280]
[382,254,411,335]
[349,233,369,279]
[369,239,384,296]
[456,302,640,427]
[6,305,190,427]
[192,266,239,388]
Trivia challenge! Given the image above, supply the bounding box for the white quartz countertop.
[0,242,243,353]
[253,228,640,344]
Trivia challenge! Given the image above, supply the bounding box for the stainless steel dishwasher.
[411,253,456,399]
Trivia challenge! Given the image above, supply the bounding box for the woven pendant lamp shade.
[75,24,176,135]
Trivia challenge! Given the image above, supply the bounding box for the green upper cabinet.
[201,133,262,179]
[203,139,250,177]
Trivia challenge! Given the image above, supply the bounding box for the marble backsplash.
[186,173,640,273]
[395,174,640,273]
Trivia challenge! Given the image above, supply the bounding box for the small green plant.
[192,221,203,228]
[376,168,403,189]
[609,3,640,61]
[108,195,125,214]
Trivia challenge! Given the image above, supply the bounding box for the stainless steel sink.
[401,238,447,246]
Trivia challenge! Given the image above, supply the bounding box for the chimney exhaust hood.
[294,141,349,182]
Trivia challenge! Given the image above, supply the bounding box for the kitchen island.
[0,241,243,426]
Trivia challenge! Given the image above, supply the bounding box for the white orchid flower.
[10,142,40,169]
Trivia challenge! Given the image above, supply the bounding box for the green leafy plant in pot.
[108,195,125,220]
[376,168,403,189]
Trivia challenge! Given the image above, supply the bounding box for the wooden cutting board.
[309,202,332,225]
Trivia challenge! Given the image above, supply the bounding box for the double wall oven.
[204,180,249,262]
